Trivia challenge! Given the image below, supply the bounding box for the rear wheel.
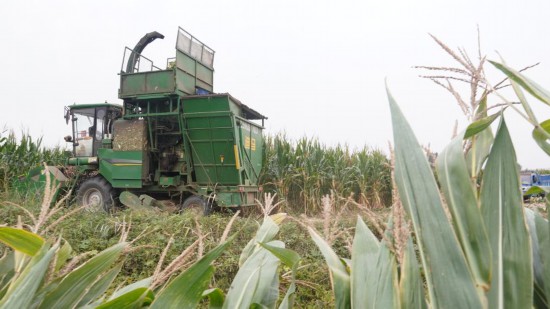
[181,195,213,216]
[76,177,116,212]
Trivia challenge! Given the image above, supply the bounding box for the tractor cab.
[65,104,122,157]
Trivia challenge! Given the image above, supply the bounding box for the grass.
[0,188,388,307]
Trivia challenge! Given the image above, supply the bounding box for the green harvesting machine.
[44,27,267,214]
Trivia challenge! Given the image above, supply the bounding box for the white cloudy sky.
[1,0,550,169]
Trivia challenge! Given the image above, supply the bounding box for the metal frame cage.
[176,27,215,69]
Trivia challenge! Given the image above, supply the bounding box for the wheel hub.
[84,189,103,211]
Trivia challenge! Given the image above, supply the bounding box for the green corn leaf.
[53,240,72,273]
[399,238,426,309]
[0,243,56,309]
[77,263,122,307]
[28,275,61,308]
[489,60,550,106]
[351,216,380,308]
[240,216,281,267]
[388,86,483,308]
[475,91,489,118]
[308,227,351,309]
[259,242,301,309]
[38,242,127,309]
[466,94,494,179]
[480,118,533,308]
[278,282,296,309]
[259,242,300,269]
[224,240,282,309]
[436,130,492,292]
[250,243,281,308]
[465,112,501,139]
[465,127,493,180]
[108,277,152,301]
[202,288,225,309]
[0,227,44,256]
[525,209,547,308]
[465,89,489,125]
[532,119,550,156]
[507,65,540,125]
[367,241,399,309]
[533,210,550,307]
[150,239,233,309]
[96,287,154,309]
[0,251,15,297]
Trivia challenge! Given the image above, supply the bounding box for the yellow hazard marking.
[244,137,256,151]
[234,145,241,170]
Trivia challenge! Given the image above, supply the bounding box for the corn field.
[0,129,67,193]
[0,129,393,214]
[261,134,392,213]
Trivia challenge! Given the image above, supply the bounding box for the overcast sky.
[2,0,550,169]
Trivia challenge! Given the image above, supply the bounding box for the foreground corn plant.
[224,213,300,309]
[0,226,233,309]
[310,61,550,308]
[0,211,299,308]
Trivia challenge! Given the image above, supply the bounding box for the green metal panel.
[182,94,264,188]
[184,96,238,185]
[120,70,175,98]
[196,79,213,93]
[184,95,230,113]
[175,68,196,95]
[216,188,259,207]
[236,118,263,184]
[196,63,213,89]
[176,50,196,75]
[175,44,213,92]
[186,115,240,185]
[119,52,214,99]
[98,149,143,188]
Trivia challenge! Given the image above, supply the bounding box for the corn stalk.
[309,62,550,308]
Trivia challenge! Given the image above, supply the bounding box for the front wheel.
[181,195,214,216]
[76,177,116,212]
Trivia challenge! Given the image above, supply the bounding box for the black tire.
[181,195,213,216]
[76,177,116,212]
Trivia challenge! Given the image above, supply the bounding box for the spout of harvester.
[125,31,165,73]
